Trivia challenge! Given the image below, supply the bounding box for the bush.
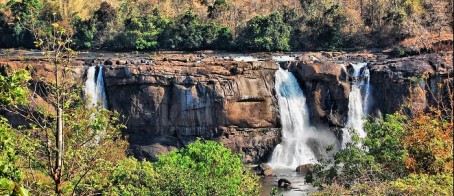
[104,139,259,195]
[105,158,160,195]
[307,114,409,188]
[402,110,453,174]
[389,173,453,195]
[154,139,259,195]
[237,12,291,51]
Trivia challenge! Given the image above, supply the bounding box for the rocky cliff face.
[369,52,453,115]
[103,58,282,163]
[1,51,452,163]
[288,60,350,130]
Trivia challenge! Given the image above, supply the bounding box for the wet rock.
[296,164,314,174]
[288,60,350,127]
[116,59,127,65]
[277,178,292,189]
[256,163,273,176]
[104,59,114,65]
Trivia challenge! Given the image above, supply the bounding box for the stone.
[262,169,273,176]
[296,163,314,174]
[256,163,273,176]
[277,179,292,189]
[104,59,114,65]
[116,59,127,65]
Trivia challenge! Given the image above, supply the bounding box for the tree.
[236,12,291,51]
[161,11,204,50]
[3,5,128,195]
[109,13,170,50]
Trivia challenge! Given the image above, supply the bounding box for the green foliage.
[363,114,408,177]
[0,69,30,105]
[308,114,409,188]
[111,14,169,50]
[153,139,260,195]
[302,1,347,50]
[105,158,160,195]
[25,106,127,195]
[0,118,21,182]
[72,17,96,49]
[402,110,453,174]
[161,11,203,50]
[103,139,260,195]
[201,22,232,50]
[389,173,453,195]
[0,70,30,195]
[237,12,291,51]
[6,0,42,48]
[0,178,29,196]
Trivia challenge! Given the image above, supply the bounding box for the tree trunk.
[55,107,63,195]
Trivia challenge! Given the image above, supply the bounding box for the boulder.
[277,178,292,189]
[296,164,314,174]
[256,163,273,176]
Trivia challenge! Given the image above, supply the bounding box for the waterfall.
[85,66,108,108]
[96,66,108,109]
[269,68,338,169]
[342,63,370,148]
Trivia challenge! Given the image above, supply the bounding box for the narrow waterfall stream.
[85,66,108,108]
[269,68,338,169]
[342,63,370,147]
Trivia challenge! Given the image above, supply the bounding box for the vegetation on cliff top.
[1,0,452,52]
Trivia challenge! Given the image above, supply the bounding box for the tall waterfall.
[342,63,370,148]
[85,66,107,108]
[269,68,338,169]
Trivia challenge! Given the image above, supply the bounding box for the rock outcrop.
[103,59,281,163]
[287,60,350,128]
[369,52,453,115]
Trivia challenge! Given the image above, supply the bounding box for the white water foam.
[269,68,338,169]
[342,63,371,148]
[85,66,107,108]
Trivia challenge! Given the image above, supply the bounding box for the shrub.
[153,139,260,195]
[402,110,453,174]
[307,114,409,188]
[104,139,259,195]
[389,173,453,195]
[105,158,160,196]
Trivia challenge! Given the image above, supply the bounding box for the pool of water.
[258,168,318,196]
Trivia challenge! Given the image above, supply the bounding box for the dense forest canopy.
[0,0,452,52]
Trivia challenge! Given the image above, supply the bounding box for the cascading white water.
[96,66,108,108]
[269,68,338,169]
[342,63,370,148]
[85,66,107,108]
